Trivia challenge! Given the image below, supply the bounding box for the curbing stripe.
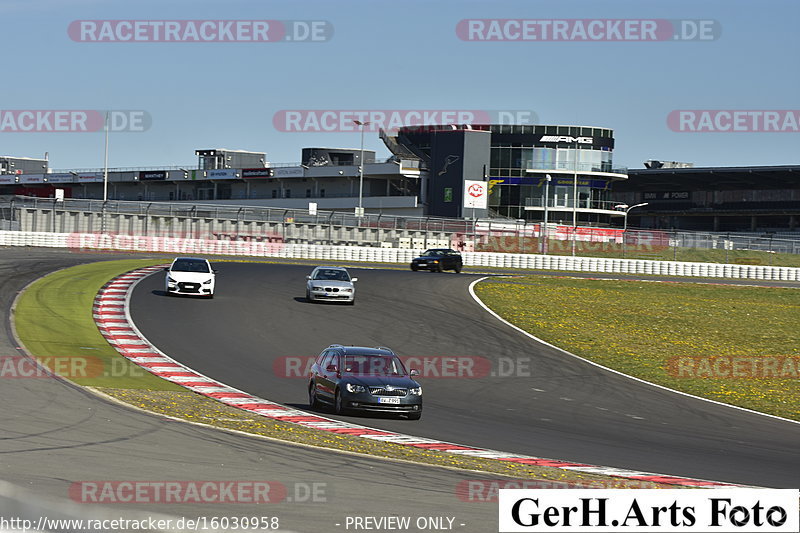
[91,266,755,490]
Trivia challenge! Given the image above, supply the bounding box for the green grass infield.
[475,276,800,421]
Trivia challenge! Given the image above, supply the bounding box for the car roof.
[173,256,209,262]
[327,345,395,356]
[313,266,348,270]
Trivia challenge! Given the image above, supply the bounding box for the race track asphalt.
[130,262,800,488]
[0,250,502,532]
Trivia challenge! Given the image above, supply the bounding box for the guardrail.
[3,196,800,261]
[523,198,623,211]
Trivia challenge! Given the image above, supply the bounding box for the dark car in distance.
[308,345,422,419]
[410,248,463,273]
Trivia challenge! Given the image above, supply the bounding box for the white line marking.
[467,277,800,426]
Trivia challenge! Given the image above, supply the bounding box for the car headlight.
[346,383,366,393]
[167,276,176,283]
[409,386,422,396]
[341,288,353,292]
[203,279,213,284]
[311,285,323,290]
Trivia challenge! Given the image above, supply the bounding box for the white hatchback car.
[165,257,216,298]
[306,266,357,304]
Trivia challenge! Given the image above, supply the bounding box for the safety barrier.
[1,230,799,281]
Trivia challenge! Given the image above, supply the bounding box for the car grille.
[178,282,201,293]
[324,287,340,292]
[369,387,407,397]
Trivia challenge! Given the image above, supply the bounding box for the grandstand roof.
[618,165,800,191]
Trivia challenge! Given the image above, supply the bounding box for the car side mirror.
[410,369,419,377]
[213,269,218,274]
[306,275,311,280]
[163,267,169,271]
[351,277,358,282]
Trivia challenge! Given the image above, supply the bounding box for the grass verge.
[13,259,679,488]
[475,276,800,421]
[476,237,800,267]
[14,259,182,390]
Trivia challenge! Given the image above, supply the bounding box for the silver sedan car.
[306,266,358,304]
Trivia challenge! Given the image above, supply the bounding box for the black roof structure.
[618,165,800,192]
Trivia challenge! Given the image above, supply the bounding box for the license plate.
[379,397,401,405]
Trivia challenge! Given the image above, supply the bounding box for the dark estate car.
[410,248,463,273]
[308,345,422,419]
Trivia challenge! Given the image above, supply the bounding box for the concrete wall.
[16,207,448,246]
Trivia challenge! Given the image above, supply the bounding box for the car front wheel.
[454,264,462,273]
[334,389,346,415]
[309,384,320,408]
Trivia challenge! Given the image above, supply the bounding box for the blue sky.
[1,0,798,171]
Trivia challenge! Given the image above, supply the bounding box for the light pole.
[102,111,109,202]
[541,174,551,255]
[353,119,371,218]
[614,202,649,257]
[101,111,109,234]
[571,139,578,256]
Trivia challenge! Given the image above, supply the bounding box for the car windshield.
[313,269,350,281]
[423,250,443,256]
[171,259,210,273]
[342,355,406,376]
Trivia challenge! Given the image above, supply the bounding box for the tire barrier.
[1,230,799,281]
